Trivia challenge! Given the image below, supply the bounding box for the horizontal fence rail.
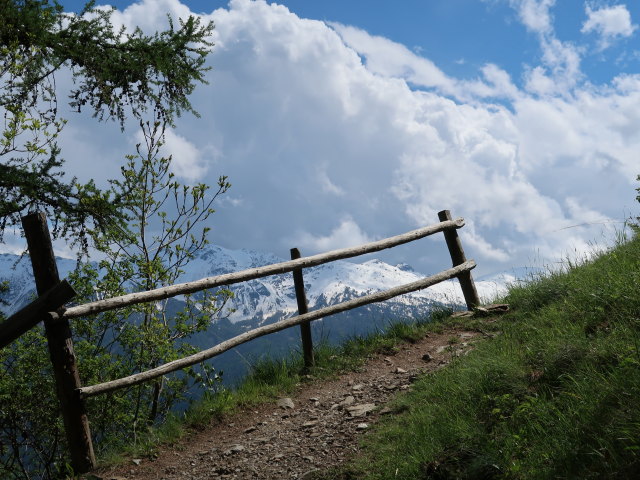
[78,260,476,398]
[0,280,76,349]
[62,218,464,320]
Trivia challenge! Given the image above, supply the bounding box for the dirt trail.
[94,328,480,480]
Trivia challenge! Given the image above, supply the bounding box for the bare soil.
[93,328,480,480]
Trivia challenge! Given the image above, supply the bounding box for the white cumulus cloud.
[293,217,374,253]
[49,0,639,278]
[582,4,637,50]
[161,130,210,182]
[513,0,556,34]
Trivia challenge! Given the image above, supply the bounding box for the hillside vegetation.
[340,232,640,479]
[99,231,640,480]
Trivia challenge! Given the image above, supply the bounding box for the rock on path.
[94,328,480,480]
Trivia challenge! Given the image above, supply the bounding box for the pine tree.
[0,0,214,247]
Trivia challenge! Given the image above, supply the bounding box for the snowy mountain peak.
[0,246,506,322]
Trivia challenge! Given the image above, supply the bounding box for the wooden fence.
[0,209,479,473]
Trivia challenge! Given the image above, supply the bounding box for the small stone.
[356,423,369,430]
[384,357,393,364]
[339,395,355,407]
[351,383,364,391]
[223,444,246,455]
[379,406,393,415]
[273,453,285,460]
[243,426,257,434]
[302,420,318,428]
[395,367,407,374]
[309,397,319,402]
[347,403,376,417]
[277,397,295,409]
[302,455,315,462]
[132,458,142,466]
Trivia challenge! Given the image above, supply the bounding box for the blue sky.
[58,0,640,85]
[26,0,640,280]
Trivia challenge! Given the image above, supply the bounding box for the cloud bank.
[49,0,639,279]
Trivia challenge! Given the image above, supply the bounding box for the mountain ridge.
[0,244,504,322]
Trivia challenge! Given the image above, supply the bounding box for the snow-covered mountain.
[179,245,473,325]
[0,253,78,315]
[0,245,504,322]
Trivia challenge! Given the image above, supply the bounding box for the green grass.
[343,234,640,479]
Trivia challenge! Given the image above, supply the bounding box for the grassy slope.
[346,235,640,479]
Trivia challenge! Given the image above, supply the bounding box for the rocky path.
[95,328,480,480]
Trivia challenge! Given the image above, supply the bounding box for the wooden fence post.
[437,210,480,310]
[21,212,96,473]
[290,248,314,368]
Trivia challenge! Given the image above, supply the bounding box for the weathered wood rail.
[79,260,475,398]
[60,216,466,319]
[0,209,479,473]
